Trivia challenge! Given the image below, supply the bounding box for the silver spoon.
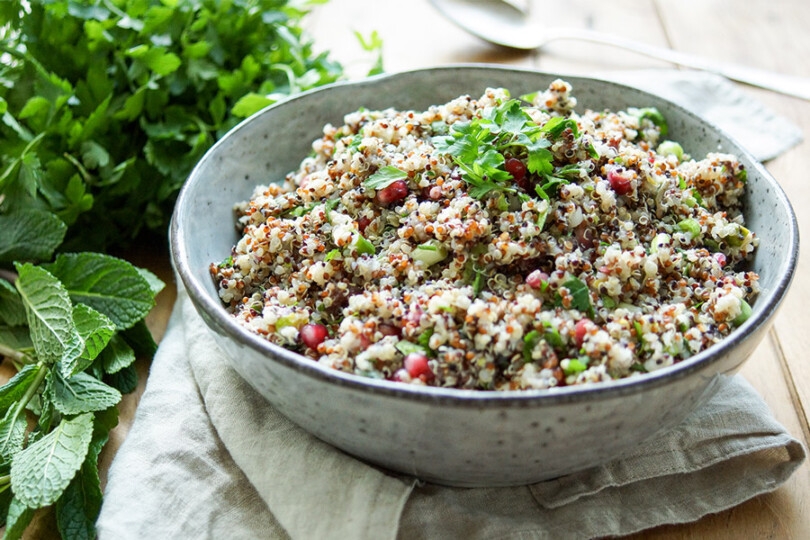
[428,0,810,101]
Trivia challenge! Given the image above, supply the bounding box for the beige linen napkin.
[97,71,805,539]
[96,286,805,540]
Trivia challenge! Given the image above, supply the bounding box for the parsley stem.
[0,476,10,488]
[8,363,49,427]
[0,343,27,364]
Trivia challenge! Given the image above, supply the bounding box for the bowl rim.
[170,64,800,406]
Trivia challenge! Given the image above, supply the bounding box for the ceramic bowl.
[170,66,799,487]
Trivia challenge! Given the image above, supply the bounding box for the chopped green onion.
[523,330,541,362]
[587,142,600,159]
[354,233,376,255]
[324,249,340,262]
[732,299,753,327]
[634,321,644,342]
[725,225,749,247]
[395,339,430,357]
[650,233,670,253]
[413,240,447,266]
[657,140,683,160]
[563,358,588,375]
[677,218,701,238]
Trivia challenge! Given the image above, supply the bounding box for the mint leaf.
[0,280,26,326]
[49,371,122,415]
[3,497,35,540]
[67,304,116,377]
[105,364,138,394]
[100,334,136,374]
[11,412,94,508]
[0,210,67,263]
[15,263,83,367]
[121,320,157,357]
[136,268,165,298]
[0,403,28,460]
[43,253,155,330]
[56,407,118,540]
[0,364,41,415]
[364,166,408,190]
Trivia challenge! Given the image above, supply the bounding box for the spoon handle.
[546,28,810,101]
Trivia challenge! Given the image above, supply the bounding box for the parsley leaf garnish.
[364,166,408,190]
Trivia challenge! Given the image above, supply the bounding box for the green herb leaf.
[541,117,579,139]
[105,364,138,394]
[43,253,155,330]
[68,304,116,377]
[0,279,26,327]
[0,403,28,460]
[324,248,341,262]
[0,364,41,415]
[562,278,594,318]
[14,263,83,367]
[0,210,67,263]
[49,371,122,416]
[121,320,157,357]
[3,497,35,540]
[11,412,94,509]
[100,335,136,374]
[136,268,166,298]
[364,166,408,190]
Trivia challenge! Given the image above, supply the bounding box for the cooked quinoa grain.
[211,80,759,391]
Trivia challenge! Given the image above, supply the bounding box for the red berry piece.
[608,169,632,196]
[300,324,328,349]
[505,158,527,181]
[574,319,591,347]
[357,215,371,234]
[403,353,433,381]
[526,270,549,289]
[378,323,402,338]
[376,180,409,205]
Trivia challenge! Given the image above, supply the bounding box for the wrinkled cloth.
[98,71,805,539]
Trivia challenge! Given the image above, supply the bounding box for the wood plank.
[654,0,810,507]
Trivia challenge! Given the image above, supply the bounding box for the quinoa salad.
[210,80,758,391]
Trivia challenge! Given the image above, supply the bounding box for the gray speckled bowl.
[170,66,799,487]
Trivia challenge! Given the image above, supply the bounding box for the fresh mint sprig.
[0,253,162,539]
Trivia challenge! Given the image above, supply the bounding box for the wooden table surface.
[16,0,810,537]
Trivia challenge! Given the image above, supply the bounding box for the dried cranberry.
[608,169,632,196]
[404,353,433,381]
[375,180,409,205]
[300,324,328,349]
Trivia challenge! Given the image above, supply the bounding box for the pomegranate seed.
[357,216,371,234]
[378,323,401,338]
[526,270,548,289]
[574,319,591,347]
[575,223,595,249]
[714,252,727,267]
[608,169,632,196]
[300,324,328,349]
[375,180,409,205]
[505,158,527,182]
[404,353,433,381]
